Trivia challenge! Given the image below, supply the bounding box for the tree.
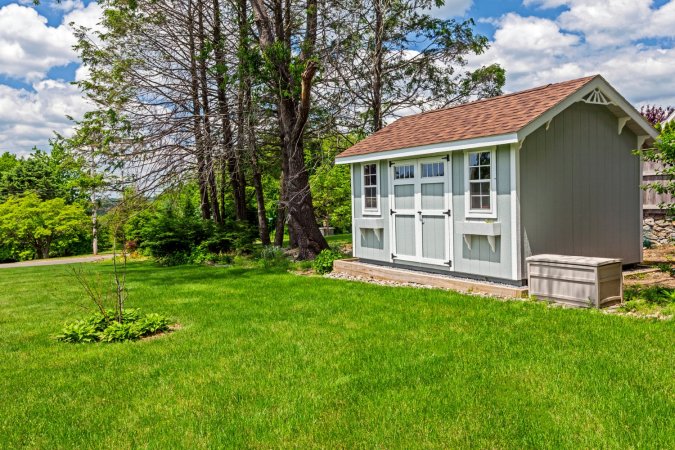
[0,143,86,204]
[310,163,352,231]
[68,0,502,260]
[250,0,331,258]
[327,0,505,134]
[640,105,674,125]
[0,152,18,174]
[641,121,675,218]
[0,193,89,259]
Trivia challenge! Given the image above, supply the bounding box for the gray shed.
[335,75,658,285]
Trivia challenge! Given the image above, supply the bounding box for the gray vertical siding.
[422,216,446,260]
[352,146,515,281]
[451,145,513,280]
[352,161,390,261]
[421,183,444,209]
[519,101,641,274]
[395,215,416,256]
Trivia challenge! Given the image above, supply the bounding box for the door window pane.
[421,162,444,178]
[395,164,415,180]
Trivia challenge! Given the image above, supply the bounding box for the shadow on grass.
[121,261,295,288]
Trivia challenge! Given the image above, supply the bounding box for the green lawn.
[1,261,673,448]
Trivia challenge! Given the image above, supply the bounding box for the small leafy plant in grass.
[57,309,172,343]
[619,285,675,317]
[312,248,343,274]
[57,200,175,344]
[257,246,290,271]
[656,262,675,278]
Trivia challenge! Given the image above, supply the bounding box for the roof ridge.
[410,74,599,118]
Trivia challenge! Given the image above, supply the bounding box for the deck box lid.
[526,254,622,267]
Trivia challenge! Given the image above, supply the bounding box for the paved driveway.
[0,254,114,269]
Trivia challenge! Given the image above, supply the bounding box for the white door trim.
[389,156,453,268]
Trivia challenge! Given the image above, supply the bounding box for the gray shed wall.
[519,101,642,274]
[451,145,513,280]
[352,161,391,261]
[351,145,515,281]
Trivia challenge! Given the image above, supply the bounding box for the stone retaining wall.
[643,218,675,246]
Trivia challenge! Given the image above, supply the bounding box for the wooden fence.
[643,160,673,218]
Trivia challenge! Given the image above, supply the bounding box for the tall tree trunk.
[250,148,270,245]
[213,0,247,222]
[250,0,328,259]
[197,0,222,224]
[188,0,211,220]
[233,0,251,222]
[246,91,270,245]
[371,0,384,132]
[90,152,98,256]
[274,135,288,248]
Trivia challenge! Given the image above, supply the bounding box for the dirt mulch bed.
[627,244,675,288]
[643,244,675,264]
[625,270,675,289]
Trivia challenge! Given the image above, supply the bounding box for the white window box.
[456,221,501,252]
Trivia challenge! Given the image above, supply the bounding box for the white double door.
[390,157,452,267]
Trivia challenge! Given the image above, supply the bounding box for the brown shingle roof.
[337,75,598,159]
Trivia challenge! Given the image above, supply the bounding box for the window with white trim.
[465,149,496,217]
[363,163,379,212]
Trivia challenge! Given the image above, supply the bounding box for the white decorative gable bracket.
[582,88,613,106]
[618,117,630,135]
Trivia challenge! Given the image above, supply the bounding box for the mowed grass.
[0,261,673,448]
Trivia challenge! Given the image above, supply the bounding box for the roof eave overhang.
[337,76,659,166]
[335,132,519,165]
[516,76,659,143]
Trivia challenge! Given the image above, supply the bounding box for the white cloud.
[472,14,581,88]
[62,1,102,31]
[524,0,675,47]
[0,80,92,153]
[471,9,675,108]
[50,0,85,13]
[0,2,102,153]
[429,0,473,18]
[0,2,102,82]
[0,4,76,81]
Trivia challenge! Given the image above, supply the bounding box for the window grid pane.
[364,164,378,210]
[394,164,415,180]
[468,151,492,211]
[421,162,445,178]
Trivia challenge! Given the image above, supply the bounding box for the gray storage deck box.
[527,254,623,308]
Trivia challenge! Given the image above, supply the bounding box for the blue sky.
[1,0,675,154]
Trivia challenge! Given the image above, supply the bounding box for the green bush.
[137,199,256,266]
[312,248,342,274]
[620,285,675,315]
[55,320,100,343]
[258,246,290,271]
[134,313,171,335]
[155,252,191,267]
[99,321,140,342]
[57,309,173,344]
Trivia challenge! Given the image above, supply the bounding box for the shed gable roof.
[336,75,656,162]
